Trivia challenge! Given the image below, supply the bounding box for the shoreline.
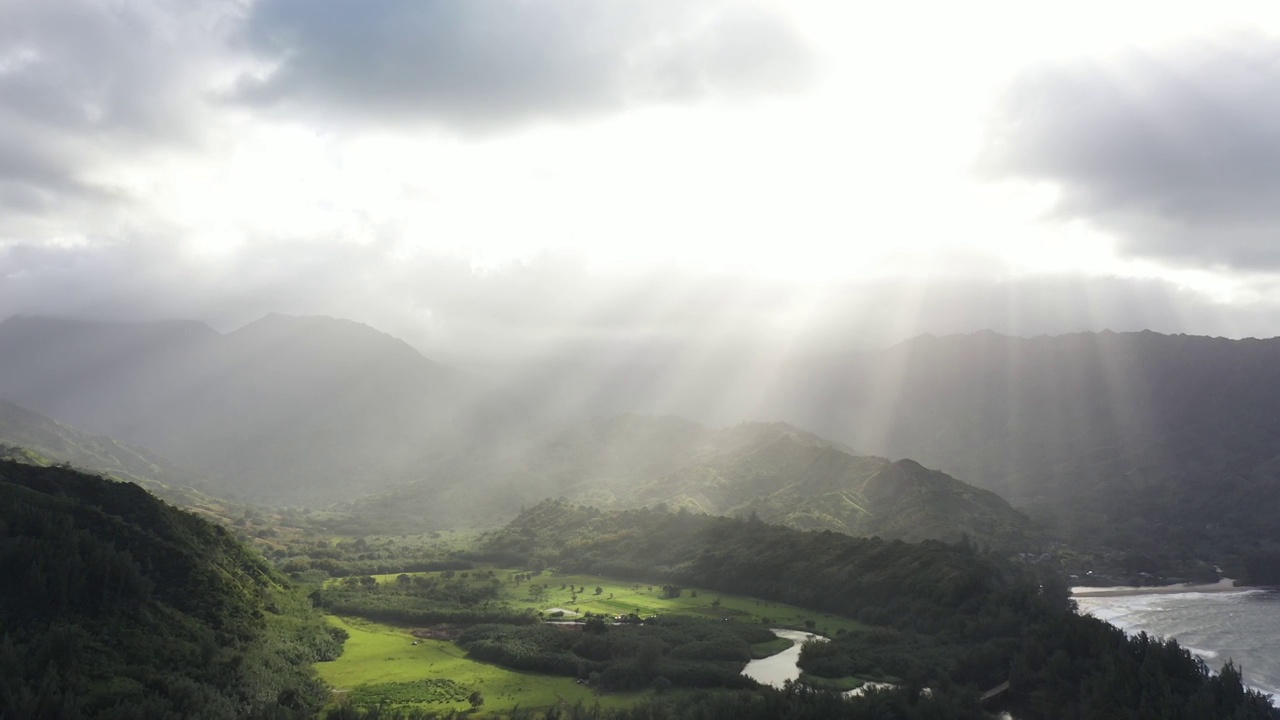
[1072,578,1254,598]
[1073,584,1280,706]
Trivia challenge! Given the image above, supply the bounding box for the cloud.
[981,34,1280,269]
[236,0,814,129]
[0,0,237,218]
[5,226,1277,371]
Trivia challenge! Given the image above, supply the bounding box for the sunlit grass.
[316,615,644,713]
[321,566,870,711]
[360,568,868,636]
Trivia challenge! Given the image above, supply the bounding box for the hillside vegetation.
[0,461,339,719]
[473,500,1279,719]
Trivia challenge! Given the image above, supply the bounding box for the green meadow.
[316,615,644,714]
[501,571,867,637]
[360,568,867,636]
[320,567,868,713]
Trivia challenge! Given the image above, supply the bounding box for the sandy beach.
[1072,578,1247,598]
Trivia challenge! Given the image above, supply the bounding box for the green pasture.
[511,572,867,636]
[317,615,644,714]
[358,568,867,637]
[322,567,869,712]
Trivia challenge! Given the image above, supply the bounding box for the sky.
[3,0,1280,364]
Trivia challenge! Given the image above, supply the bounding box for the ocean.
[1074,587,1280,702]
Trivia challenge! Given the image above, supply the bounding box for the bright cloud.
[3,0,1280,360]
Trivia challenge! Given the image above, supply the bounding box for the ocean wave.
[1249,685,1279,708]
[1077,590,1280,709]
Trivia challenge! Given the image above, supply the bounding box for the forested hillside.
[0,462,340,719]
[476,501,1278,719]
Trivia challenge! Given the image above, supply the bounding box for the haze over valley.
[6,0,1280,718]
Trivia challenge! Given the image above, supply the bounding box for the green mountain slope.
[344,416,1033,547]
[0,461,341,719]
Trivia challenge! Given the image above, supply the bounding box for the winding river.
[741,629,900,698]
[741,629,824,687]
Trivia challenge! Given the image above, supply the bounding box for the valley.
[4,318,1280,718]
[7,4,1278,715]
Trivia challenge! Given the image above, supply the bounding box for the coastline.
[1073,583,1280,706]
[1072,578,1251,598]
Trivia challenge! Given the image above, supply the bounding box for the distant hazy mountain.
[11,311,1275,567]
[0,398,182,484]
[0,398,289,527]
[769,330,1280,565]
[0,314,459,501]
[343,416,1034,546]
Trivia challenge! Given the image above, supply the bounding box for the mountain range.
[5,313,1280,568]
[772,331,1280,565]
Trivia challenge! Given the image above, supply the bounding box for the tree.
[637,637,665,676]
[468,690,484,711]
[594,586,603,595]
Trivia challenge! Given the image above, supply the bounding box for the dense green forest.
[0,461,339,719]
[458,616,772,691]
[310,571,537,626]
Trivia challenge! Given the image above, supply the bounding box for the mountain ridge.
[343,415,1034,546]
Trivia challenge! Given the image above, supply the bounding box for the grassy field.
[502,571,868,637]
[316,615,644,714]
[322,567,869,713]
[359,568,868,637]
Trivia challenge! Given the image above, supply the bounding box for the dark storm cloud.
[982,34,1280,269]
[236,0,814,128]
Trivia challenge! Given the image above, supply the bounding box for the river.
[741,629,823,687]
